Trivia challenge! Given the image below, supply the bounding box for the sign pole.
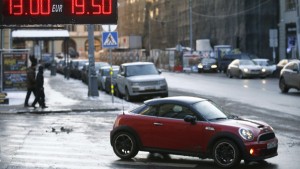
[87,25,99,97]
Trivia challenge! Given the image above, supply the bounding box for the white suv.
[115,62,168,101]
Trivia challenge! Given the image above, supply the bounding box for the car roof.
[144,96,207,106]
[100,65,119,70]
[122,62,154,66]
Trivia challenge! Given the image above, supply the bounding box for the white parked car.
[115,62,168,101]
[252,58,276,77]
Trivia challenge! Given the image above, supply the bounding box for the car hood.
[127,75,166,82]
[216,118,272,133]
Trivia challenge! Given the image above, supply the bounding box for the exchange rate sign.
[0,0,118,25]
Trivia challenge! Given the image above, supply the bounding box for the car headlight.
[211,65,217,69]
[159,80,167,85]
[262,68,266,72]
[131,82,139,86]
[239,128,254,141]
[243,68,249,73]
[198,64,203,69]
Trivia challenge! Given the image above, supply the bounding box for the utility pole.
[189,0,193,53]
[296,0,300,59]
[87,25,99,97]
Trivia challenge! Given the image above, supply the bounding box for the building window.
[65,25,76,32]
[286,0,296,11]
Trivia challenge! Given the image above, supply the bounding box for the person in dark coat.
[32,66,47,109]
[24,56,38,107]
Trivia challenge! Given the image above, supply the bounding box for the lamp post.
[189,0,193,53]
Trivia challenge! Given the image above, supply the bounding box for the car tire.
[212,139,241,168]
[239,71,244,79]
[125,88,132,101]
[112,132,139,160]
[115,85,122,98]
[226,70,232,78]
[279,78,289,93]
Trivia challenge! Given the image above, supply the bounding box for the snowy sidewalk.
[0,70,138,114]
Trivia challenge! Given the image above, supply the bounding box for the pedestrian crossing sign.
[102,31,118,48]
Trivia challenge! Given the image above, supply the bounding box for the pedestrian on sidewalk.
[32,66,48,109]
[24,56,37,107]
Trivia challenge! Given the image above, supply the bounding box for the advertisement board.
[1,52,28,91]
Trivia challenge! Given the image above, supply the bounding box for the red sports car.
[110,96,278,168]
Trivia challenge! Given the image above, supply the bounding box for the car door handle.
[153,122,163,126]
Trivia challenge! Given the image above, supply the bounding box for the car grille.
[258,133,275,142]
[250,69,261,73]
[139,81,159,86]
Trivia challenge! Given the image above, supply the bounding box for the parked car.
[252,58,276,77]
[104,67,120,94]
[110,96,278,168]
[197,57,218,73]
[97,65,119,91]
[81,62,110,84]
[69,59,88,79]
[274,59,299,77]
[279,60,300,93]
[115,62,168,101]
[227,59,266,79]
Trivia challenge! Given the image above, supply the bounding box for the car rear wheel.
[213,139,241,168]
[279,78,289,93]
[112,132,138,159]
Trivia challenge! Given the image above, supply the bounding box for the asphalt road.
[0,72,299,169]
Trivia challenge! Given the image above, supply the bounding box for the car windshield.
[192,101,228,121]
[201,58,216,64]
[126,64,158,76]
[240,60,256,66]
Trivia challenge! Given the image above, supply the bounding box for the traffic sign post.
[102,31,118,103]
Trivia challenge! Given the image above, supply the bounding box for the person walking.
[31,66,47,109]
[24,56,37,107]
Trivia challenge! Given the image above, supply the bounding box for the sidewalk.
[0,70,137,114]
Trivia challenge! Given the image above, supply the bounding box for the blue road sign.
[102,32,118,48]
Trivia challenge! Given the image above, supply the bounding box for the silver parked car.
[227,59,266,79]
[115,62,168,101]
[97,65,119,91]
[279,60,300,93]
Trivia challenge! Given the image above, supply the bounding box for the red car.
[110,96,278,168]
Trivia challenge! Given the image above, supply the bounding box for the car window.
[131,104,157,116]
[125,64,158,76]
[192,101,227,121]
[158,104,196,120]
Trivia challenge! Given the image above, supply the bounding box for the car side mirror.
[184,115,196,124]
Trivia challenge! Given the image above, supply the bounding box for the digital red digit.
[92,0,101,15]
[40,0,51,15]
[10,0,23,15]
[30,0,40,15]
[102,0,112,15]
[72,0,85,15]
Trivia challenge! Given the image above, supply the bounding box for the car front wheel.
[213,139,241,168]
[279,78,289,93]
[112,132,138,159]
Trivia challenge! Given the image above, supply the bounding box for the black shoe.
[41,106,48,109]
[31,105,37,109]
[24,104,30,107]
